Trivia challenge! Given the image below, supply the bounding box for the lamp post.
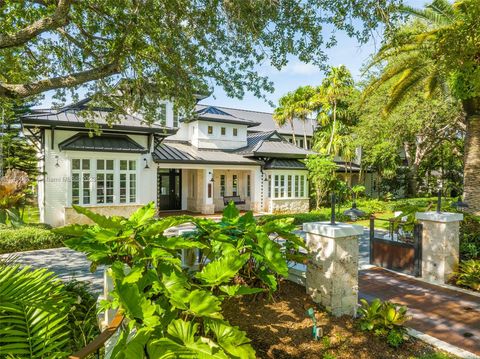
[342,190,366,221]
[330,192,336,225]
[452,196,469,212]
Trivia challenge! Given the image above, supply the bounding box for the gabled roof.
[183,106,261,127]
[195,104,318,136]
[264,159,306,170]
[152,141,259,165]
[21,98,175,134]
[58,133,147,153]
[239,130,314,159]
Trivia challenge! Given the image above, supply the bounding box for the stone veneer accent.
[415,212,463,284]
[271,198,309,214]
[303,222,363,317]
[64,204,144,225]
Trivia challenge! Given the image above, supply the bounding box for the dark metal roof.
[264,159,307,170]
[238,130,314,159]
[335,161,362,173]
[182,106,261,127]
[195,104,318,136]
[152,141,259,165]
[21,102,175,135]
[58,133,147,153]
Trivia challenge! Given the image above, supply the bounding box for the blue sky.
[39,0,423,113]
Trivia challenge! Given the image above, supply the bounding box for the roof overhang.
[58,133,147,153]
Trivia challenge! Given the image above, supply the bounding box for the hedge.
[0,225,66,254]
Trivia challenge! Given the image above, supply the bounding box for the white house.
[21,97,333,226]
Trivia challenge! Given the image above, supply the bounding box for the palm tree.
[313,66,355,155]
[274,92,297,144]
[291,86,316,148]
[364,0,480,214]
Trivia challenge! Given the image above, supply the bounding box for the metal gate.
[369,216,422,277]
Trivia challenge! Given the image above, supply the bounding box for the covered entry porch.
[156,164,263,215]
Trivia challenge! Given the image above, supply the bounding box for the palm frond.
[401,0,454,26]
[387,66,431,113]
[0,265,72,358]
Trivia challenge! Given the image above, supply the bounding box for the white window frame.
[67,155,139,207]
[268,171,308,200]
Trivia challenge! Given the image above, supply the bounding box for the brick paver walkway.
[359,267,480,356]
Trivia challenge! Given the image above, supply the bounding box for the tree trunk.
[290,120,296,145]
[303,119,308,149]
[462,97,480,215]
[327,101,337,155]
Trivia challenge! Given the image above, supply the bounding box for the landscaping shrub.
[452,259,480,291]
[459,214,480,260]
[64,280,101,354]
[55,202,305,358]
[0,225,66,254]
[358,298,411,348]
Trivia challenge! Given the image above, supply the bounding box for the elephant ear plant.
[55,202,304,358]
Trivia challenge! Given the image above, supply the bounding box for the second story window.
[208,126,213,134]
[158,104,167,126]
[233,128,238,136]
[221,127,226,135]
[173,110,179,128]
[220,175,225,196]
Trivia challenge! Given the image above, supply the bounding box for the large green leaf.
[187,290,223,319]
[219,285,264,296]
[141,215,194,237]
[72,205,123,229]
[256,232,289,277]
[206,319,256,359]
[128,202,157,227]
[222,202,240,221]
[0,265,72,358]
[195,254,249,286]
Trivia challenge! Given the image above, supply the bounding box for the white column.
[303,222,363,317]
[201,168,215,214]
[250,167,263,212]
[415,212,463,284]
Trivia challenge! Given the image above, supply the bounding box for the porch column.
[303,222,363,317]
[201,168,215,214]
[415,212,463,284]
[250,167,263,212]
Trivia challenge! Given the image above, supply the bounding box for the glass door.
[157,169,182,210]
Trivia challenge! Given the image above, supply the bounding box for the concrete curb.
[407,328,480,359]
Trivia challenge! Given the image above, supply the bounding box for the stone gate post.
[415,212,463,284]
[302,222,363,317]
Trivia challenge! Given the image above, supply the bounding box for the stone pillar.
[303,222,363,317]
[415,212,463,284]
[201,168,215,214]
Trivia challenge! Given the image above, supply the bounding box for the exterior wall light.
[144,158,150,169]
[55,155,60,168]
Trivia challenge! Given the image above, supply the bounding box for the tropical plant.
[358,298,411,347]
[453,259,480,291]
[305,154,339,209]
[55,202,304,358]
[274,92,297,144]
[0,168,30,225]
[312,65,357,156]
[0,264,73,358]
[364,0,480,214]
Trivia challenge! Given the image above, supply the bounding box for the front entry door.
[157,169,182,210]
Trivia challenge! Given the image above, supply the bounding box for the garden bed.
[223,280,453,359]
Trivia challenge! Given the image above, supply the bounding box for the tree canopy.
[0,0,401,122]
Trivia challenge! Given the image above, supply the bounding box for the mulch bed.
[223,279,450,359]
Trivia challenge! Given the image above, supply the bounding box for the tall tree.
[0,0,401,122]
[364,0,480,214]
[273,92,297,144]
[291,86,316,148]
[312,65,356,155]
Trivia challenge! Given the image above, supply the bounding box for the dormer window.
[221,127,226,135]
[158,104,167,126]
[233,128,238,136]
[208,126,213,134]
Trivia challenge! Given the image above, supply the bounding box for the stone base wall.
[270,198,309,214]
[64,204,144,225]
[306,234,359,317]
[421,220,460,284]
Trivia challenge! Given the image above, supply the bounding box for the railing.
[369,216,422,277]
[69,312,124,359]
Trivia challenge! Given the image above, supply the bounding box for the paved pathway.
[3,248,104,294]
[359,267,480,356]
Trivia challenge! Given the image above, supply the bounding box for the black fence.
[369,216,422,277]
